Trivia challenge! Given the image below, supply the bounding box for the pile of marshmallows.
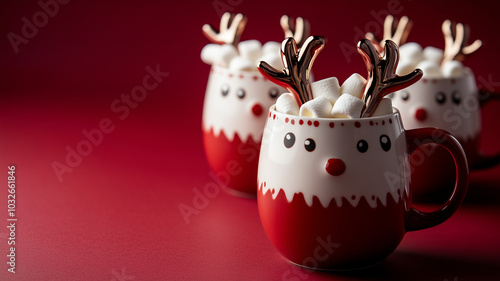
[397,42,470,77]
[276,74,392,118]
[201,40,283,71]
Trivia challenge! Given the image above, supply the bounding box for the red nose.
[252,103,263,116]
[415,108,427,121]
[326,158,346,176]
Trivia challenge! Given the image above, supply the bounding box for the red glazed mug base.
[203,127,260,196]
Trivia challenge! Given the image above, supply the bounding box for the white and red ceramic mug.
[202,65,285,196]
[257,106,468,270]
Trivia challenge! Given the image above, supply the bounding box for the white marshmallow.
[442,60,464,77]
[415,60,442,78]
[262,41,281,55]
[396,60,417,76]
[212,44,238,67]
[331,94,365,118]
[340,73,367,99]
[276,93,300,115]
[399,42,424,63]
[238,40,262,63]
[311,77,341,103]
[201,44,220,65]
[299,96,333,118]
[372,98,393,116]
[257,53,283,70]
[423,46,444,64]
[229,56,255,71]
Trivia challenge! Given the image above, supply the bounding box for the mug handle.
[478,90,500,107]
[404,128,469,232]
[473,90,500,169]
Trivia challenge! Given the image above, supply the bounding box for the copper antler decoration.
[258,36,325,106]
[441,20,482,65]
[358,39,423,117]
[280,15,311,47]
[202,12,248,46]
[366,15,412,53]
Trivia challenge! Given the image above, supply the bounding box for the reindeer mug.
[257,106,468,270]
[202,65,285,196]
[392,70,500,196]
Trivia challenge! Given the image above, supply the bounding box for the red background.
[1,0,500,280]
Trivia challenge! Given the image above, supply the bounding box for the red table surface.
[1,0,500,280]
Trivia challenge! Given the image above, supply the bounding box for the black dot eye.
[379,134,391,152]
[284,133,295,148]
[221,84,229,97]
[357,140,368,153]
[436,92,446,104]
[401,91,409,101]
[236,88,245,99]
[451,91,461,105]
[387,92,395,99]
[304,138,316,152]
[269,87,279,99]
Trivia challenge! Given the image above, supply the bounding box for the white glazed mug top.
[258,106,408,208]
[392,69,480,141]
[202,65,285,142]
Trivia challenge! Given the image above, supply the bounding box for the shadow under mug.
[392,72,500,197]
[257,107,468,270]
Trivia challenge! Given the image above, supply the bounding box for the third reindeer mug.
[392,70,500,196]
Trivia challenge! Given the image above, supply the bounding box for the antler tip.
[442,19,452,29]
[357,38,374,50]
[413,68,424,78]
[201,24,211,32]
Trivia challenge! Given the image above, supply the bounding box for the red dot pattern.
[211,68,268,82]
[266,114,396,130]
